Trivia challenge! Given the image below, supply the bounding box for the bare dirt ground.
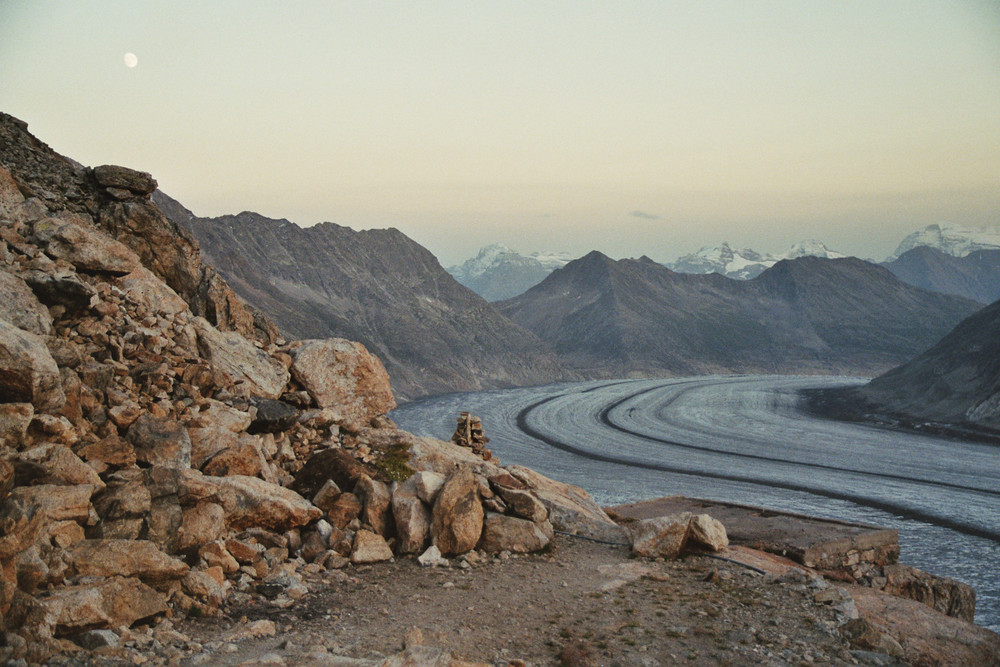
[60,535,893,667]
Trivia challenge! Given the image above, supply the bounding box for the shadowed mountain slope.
[883,246,1000,304]
[818,299,1000,430]
[499,252,982,378]
[152,193,566,400]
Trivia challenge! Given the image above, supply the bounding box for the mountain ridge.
[500,252,982,378]
[152,193,568,401]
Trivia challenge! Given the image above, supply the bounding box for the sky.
[2,1,999,266]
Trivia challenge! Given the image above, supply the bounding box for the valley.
[391,375,1000,633]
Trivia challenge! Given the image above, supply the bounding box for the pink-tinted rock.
[215,475,320,532]
[63,539,189,582]
[479,513,552,554]
[431,468,483,556]
[289,338,395,430]
[0,319,65,411]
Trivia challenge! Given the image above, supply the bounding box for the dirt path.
[122,536,873,667]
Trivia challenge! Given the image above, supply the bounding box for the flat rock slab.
[607,496,898,570]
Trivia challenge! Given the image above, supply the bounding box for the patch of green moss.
[375,442,414,482]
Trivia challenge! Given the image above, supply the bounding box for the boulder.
[0,271,52,335]
[31,216,140,275]
[63,539,189,582]
[848,585,1000,666]
[0,402,33,449]
[192,317,289,399]
[22,270,95,313]
[687,513,728,551]
[188,425,239,470]
[494,486,548,524]
[413,471,446,505]
[127,414,192,469]
[291,447,380,500]
[356,474,393,537]
[92,472,150,520]
[201,436,266,478]
[8,484,94,523]
[391,477,431,554]
[350,529,393,564]
[181,569,229,608]
[431,468,483,556]
[39,576,167,636]
[93,165,157,195]
[198,541,239,574]
[881,563,976,622]
[479,513,552,554]
[506,465,627,543]
[0,458,13,500]
[627,513,692,559]
[247,397,299,433]
[0,319,65,411]
[113,266,189,317]
[327,492,363,530]
[408,436,501,477]
[288,338,395,430]
[215,475,321,532]
[177,502,226,553]
[15,445,104,489]
[311,479,342,513]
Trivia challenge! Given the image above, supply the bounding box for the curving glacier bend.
[391,375,1000,632]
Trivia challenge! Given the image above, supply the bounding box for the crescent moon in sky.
[124,53,138,68]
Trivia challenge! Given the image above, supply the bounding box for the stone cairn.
[450,412,492,461]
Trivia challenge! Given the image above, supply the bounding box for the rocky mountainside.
[889,222,1000,260]
[0,114,620,663]
[499,251,982,377]
[883,245,1000,304]
[814,298,1000,431]
[151,196,566,401]
[446,243,575,301]
[667,239,846,280]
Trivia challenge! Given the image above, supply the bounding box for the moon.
[123,53,138,68]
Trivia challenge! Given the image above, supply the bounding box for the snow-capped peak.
[779,240,846,261]
[890,223,1000,260]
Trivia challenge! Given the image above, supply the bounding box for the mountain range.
[498,252,982,378]
[446,243,574,301]
[450,224,1000,302]
[883,246,1000,304]
[666,239,846,280]
[152,194,566,401]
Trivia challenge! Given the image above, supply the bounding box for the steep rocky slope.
[0,114,609,663]
[152,195,566,401]
[883,245,1000,304]
[499,251,982,377]
[814,298,1000,430]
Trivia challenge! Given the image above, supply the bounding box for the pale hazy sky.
[2,1,999,265]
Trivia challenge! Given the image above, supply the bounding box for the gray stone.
[391,476,431,554]
[0,271,52,335]
[0,319,65,411]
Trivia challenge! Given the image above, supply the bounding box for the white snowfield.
[668,239,846,279]
[890,222,1000,260]
[446,243,574,280]
[393,375,1000,631]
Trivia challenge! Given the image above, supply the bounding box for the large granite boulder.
[289,338,395,431]
[214,475,320,532]
[192,317,289,398]
[0,319,65,411]
[431,468,483,556]
[0,271,52,335]
[31,216,140,275]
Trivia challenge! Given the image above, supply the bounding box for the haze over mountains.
[498,252,981,378]
[153,183,993,403]
[449,223,1000,303]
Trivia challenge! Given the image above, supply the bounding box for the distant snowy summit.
[668,240,846,280]
[447,243,576,301]
[889,223,1000,260]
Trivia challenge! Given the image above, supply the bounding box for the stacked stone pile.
[450,412,491,460]
[0,114,627,663]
